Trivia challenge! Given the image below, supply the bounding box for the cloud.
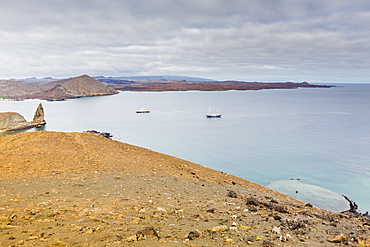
[0,0,370,82]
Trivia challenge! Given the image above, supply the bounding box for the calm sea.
[1,84,370,212]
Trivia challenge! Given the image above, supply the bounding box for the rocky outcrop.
[83,130,112,139]
[32,103,46,126]
[0,103,46,132]
[0,112,29,131]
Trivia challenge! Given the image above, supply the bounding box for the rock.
[84,130,112,139]
[125,235,137,242]
[262,240,275,246]
[273,215,281,221]
[136,226,160,241]
[207,225,229,232]
[271,226,281,234]
[206,208,216,213]
[0,103,46,132]
[49,238,68,246]
[264,202,289,213]
[342,195,361,214]
[358,239,370,247]
[156,207,168,213]
[227,190,237,198]
[0,112,28,131]
[188,229,201,240]
[279,235,288,242]
[246,197,261,206]
[327,234,346,243]
[225,238,233,244]
[32,103,46,126]
[270,199,279,204]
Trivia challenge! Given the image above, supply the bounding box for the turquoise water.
[1,84,370,212]
[268,179,349,213]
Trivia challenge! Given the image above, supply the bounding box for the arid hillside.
[0,131,369,246]
[0,75,118,100]
[0,80,43,98]
[57,75,118,97]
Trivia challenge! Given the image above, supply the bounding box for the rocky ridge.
[0,131,369,246]
[0,75,118,101]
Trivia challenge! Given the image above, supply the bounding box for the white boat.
[206,107,221,118]
[136,108,150,113]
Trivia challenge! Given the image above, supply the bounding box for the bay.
[1,84,370,212]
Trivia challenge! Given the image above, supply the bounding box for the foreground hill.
[0,75,118,100]
[0,131,369,246]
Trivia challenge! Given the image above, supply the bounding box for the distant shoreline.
[109,81,333,92]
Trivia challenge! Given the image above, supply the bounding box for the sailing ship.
[136,108,150,113]
[206,107,221,118]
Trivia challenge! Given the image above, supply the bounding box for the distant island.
[0,75,118,101]
[0,75,332,101]
[109,81,332,91]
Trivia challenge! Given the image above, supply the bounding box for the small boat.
[136,108,150,113]
[206,107,221,118]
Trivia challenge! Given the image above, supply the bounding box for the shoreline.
[109,81,333,92]
[0,129,361,214]
[1,79,333,101]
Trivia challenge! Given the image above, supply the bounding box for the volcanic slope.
[0,75,118,100]
[0,131,369,246]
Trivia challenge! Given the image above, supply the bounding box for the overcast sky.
[1,0,369,83]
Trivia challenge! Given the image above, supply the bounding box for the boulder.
[0,112,28,131]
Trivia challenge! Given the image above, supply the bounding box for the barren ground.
[0,131,369,246]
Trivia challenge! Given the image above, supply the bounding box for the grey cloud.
[0,0,370,82]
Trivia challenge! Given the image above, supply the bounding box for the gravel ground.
[0,131,369,246]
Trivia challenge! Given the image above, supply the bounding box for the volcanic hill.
[0,75,118,100]
[0,131,369,246]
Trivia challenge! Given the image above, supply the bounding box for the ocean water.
[1,84,370,212]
